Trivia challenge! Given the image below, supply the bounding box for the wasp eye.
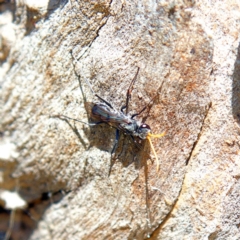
[140,124,151,130]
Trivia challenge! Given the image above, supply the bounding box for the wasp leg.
[129,135,141,149]
[131,81,164,119]
[131,94,158,119]
[50,114,103,126]
[121,67,140,114]
[95,94,114,109]
[111,129,120,155]
[108,129,120,176]
[82,76,114,109]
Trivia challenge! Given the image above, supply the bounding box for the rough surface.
[0,0,239,239]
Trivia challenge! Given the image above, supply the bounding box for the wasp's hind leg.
[121,67,140,114]
[51,114,104,126]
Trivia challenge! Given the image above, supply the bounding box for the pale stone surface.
[0,0,239,239]
[0,190,27,209]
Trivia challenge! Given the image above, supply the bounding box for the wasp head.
[137,123,151,139]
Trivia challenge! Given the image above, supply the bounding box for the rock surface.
[0,0,239,239]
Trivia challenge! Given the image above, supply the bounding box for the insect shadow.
[52,63,165,176]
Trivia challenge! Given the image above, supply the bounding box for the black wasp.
[54,67,165,172]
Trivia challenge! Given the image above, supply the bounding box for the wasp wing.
[85,102,130,126]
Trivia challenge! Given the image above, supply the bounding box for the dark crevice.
[232,43,240,124]
[2,189,67,240]
[26,0,67,35]
[75,18,109,61]
[149,102,212,238]
[149,193,179,238]
[185,101,212,165]
[0,0,16,65]
[75,0,113,61]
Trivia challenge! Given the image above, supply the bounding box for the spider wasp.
[53,67,165,172]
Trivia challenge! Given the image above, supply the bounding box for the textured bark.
[0,0,239,239]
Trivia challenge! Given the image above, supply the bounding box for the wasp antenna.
[147,132,165,172]
[148,132,166,138]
